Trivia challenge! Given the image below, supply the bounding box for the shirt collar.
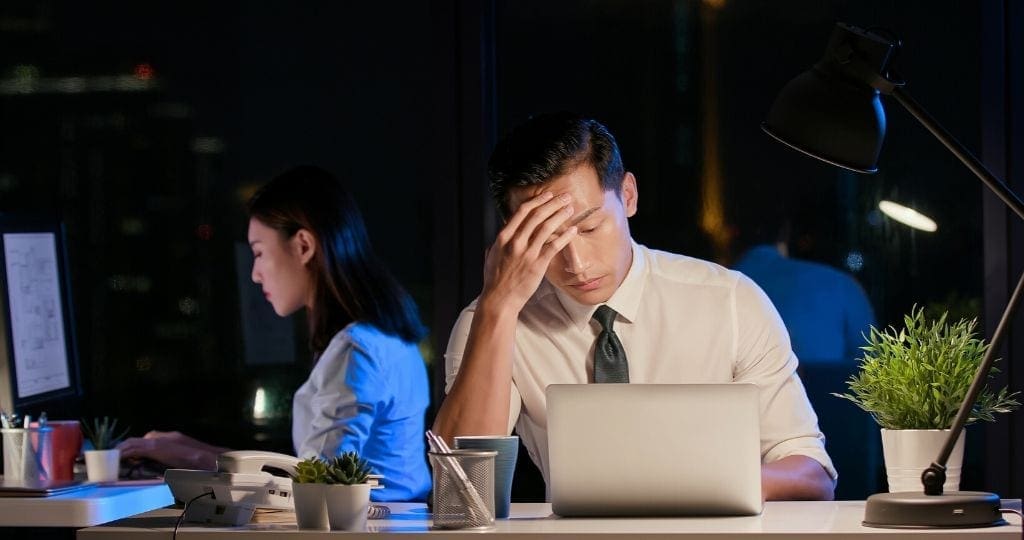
[551,241,647,331]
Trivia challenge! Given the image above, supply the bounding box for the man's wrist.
[477,291,524,322]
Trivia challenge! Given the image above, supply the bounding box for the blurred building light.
[878,200,938,232]
[191,137,225,155]
[135,356,153,372]
[12,65,39,80]
[3,65,39,94]
[237,184,261,205]
[134,63,155,80]
[178,297,199,316]
[121,218,145,236]
[845,250,865,272]
[195,223,214,240]
[0,72,157,95]
[114,74,152,91]
[55,77,86,94]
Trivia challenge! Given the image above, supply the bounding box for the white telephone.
[163,450,300,526]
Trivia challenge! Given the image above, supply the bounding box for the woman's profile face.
[248,217,313,317]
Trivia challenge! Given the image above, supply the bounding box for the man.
[433,112,836,501]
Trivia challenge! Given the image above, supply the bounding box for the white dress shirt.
[444,242,836,486]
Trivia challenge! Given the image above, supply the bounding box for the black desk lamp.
[762,22,1021,528]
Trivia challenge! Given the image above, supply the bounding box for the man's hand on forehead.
[480,189,578,311]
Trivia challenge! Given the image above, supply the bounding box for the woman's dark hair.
[488,112,626,219]
[248,165,426,353]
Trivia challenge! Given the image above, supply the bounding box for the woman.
[119,166,431,501]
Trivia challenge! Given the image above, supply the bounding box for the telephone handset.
[216,450,300,476]
[164,450,299,526]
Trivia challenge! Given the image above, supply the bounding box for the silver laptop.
[547,383,762,516]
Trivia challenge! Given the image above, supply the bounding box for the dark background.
[1,0,1020,501]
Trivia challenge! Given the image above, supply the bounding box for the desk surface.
[0,482,174,528]
[79,500,1023,539]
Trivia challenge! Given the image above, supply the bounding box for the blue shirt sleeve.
[337,346,386,455]
[295,342,384,459]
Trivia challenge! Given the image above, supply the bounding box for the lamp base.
[863,491,1008,528]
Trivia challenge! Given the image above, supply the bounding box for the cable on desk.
[174,491,214,540]
[999,508,1022,540]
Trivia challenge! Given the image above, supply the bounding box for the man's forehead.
[507,166,605,209]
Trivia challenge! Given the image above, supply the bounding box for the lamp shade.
[762,23,900,174]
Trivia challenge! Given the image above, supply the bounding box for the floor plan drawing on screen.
[3,232,70,398]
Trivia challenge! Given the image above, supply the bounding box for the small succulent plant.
[292,457,331,484]
[292,453,373,485]
[326,451,373,485]
[81,416,130,450]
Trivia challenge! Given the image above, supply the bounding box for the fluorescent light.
[878,200,937,232]
[253,387,267,419]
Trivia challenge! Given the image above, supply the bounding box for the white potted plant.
[290,458,331,530]
[324,451,373,531]
[81,416,129,483]
[834,307,1019,492]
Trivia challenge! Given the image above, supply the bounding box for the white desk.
[0,482,173,527]
[79,500,1022,539]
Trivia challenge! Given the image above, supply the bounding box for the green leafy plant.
[81,416,130,450]
[292,457,331,484]
[326,451,373,485]
[833,306,1020,429]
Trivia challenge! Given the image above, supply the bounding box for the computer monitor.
[0,215,81,416]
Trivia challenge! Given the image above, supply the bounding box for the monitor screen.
[0,216,80,415]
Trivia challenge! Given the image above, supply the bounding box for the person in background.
[434,112,836,501]
[119,165,431,501]
[733,217,875,366]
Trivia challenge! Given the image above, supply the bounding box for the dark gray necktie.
[593,305,629,383]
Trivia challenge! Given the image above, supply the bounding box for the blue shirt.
[292,322,431,501]
[734,245,876,364]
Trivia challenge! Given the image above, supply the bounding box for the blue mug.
[453,436,519,519]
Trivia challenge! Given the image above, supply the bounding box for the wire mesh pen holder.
[1,426,53,485]
[428,449,497,530]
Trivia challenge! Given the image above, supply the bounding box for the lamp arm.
[919,268,1024,494]
[889,86,1024,495]
[890,87,1024,221]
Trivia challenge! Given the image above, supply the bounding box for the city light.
[134,63,155,80]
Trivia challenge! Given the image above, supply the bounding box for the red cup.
[32,420,83,482]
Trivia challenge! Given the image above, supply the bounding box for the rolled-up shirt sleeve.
[732,274,837,480]
[444,300,522,435]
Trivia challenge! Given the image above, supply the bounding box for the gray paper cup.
[454,435,519,519]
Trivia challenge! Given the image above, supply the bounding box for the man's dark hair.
[488,112,626,218]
